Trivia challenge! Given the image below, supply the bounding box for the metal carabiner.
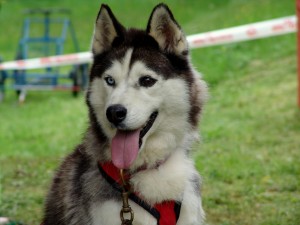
[119,169,134,225]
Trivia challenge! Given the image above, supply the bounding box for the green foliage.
[0,0,299,225]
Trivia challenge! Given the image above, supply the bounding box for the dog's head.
[86,4,207,170]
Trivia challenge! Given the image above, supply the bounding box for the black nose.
[106,104,127,126]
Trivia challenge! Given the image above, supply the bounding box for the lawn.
[0,0,299,225]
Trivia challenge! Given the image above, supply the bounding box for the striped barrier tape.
[187,15,296,48]
[0,15,297,71]
[0,52,93,71]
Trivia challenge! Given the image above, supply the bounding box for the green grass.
[0,0,299,225]
[0,93,88,224]
[196,55,300,225]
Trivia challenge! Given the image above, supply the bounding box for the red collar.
[98,161,181,225]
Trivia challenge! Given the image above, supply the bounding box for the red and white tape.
[0,52,93,71]
[0,15,297,71]
[187,15,296,48]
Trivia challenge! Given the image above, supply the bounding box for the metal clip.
[120,169,134,225]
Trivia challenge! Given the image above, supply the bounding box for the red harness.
[98,162,181,225]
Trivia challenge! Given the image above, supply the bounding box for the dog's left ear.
[146,4,188,56]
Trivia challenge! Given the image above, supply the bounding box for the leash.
[119,169,134,225]
[99,162,181,225]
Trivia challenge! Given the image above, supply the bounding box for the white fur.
[177,181,205,225]
[89,49,193,170]
[45,4,207,225]
[91,200,157,225]
[88,6,207,225]
[131,150,193,204]
[90,151,205,225]
[88,48,205,224]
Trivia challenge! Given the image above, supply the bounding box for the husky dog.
[43,3,207,225]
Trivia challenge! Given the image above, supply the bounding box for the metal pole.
[297,0,300,107]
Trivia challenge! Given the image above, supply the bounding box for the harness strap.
[98,162,181,225]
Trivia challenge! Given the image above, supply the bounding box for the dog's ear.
[92,4,125,55]
[146,4,188,56]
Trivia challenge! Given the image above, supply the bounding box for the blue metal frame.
[0,57,7,101]
[5,8,88,100]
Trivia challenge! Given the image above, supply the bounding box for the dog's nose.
[106,104,127,126]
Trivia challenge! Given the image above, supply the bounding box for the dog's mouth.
[111,111,158,169]
[139,111,158,146]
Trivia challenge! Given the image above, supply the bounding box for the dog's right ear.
[92,4,125,55]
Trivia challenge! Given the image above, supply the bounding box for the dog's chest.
[91,200,157,225]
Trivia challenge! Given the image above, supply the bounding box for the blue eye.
[104,76,115,86]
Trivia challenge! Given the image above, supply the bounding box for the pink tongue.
[111,129,141,169]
